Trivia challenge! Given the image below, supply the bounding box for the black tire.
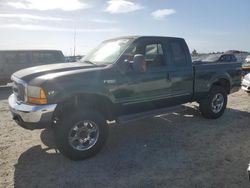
[54,109,108,160]
[199,86,227,119]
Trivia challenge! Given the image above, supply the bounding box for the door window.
[144,43,165,67]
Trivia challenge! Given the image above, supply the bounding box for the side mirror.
[132,54,146,73]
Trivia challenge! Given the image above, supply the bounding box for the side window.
[5,52,17,63]
[0,53,3,70]
[144,43,164,67]
[170,41,187,67]
[54,52,65,62]
[231,55,237,62]
[32,52,44,64]
[17,52,29,64]
[221,55,230,62]
[220,55,235,62]
[224,55,230,62]
[43,52,57,63]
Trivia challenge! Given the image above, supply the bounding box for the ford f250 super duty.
[8,36,242,160]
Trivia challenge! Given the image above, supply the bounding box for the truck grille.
[12,77,27,103]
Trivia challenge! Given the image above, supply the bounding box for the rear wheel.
[199,86,227,119]
[54,109,108,160]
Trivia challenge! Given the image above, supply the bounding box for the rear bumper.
[8,94,57,130]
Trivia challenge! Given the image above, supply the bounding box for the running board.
[117,105,184,124]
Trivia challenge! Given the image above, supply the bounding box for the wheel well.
[212,79,230,94]
[54,93,115,121]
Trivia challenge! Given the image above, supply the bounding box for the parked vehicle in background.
[0,50,65,85]
[245,55,250,63]
[242,73,250,94]
[242,55,250,76]
[200,53,237,63]
[8,36,242,160]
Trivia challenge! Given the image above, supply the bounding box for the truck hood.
[13,62,99,83]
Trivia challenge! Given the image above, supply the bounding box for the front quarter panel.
[35,67,117,104]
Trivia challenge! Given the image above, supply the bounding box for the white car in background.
[242,55,250,76]
[242,73,250,94]
[245,55,250,63]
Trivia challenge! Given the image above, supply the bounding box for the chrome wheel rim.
[68,120,99,151]
[211,93,224,113]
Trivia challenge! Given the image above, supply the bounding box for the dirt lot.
[0,88,250,188]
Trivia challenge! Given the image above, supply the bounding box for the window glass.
[219,56,225,62]
[4,52,17,63]
[81,39,132,65]
[32,52,44,64]
[158,44,163,54]
[220,55,231,62]
[144,43,164,67]
[53,52,64,62]
[170,41,187,67]
[232,55,237,62]
[226,56,231,62]
[0,52,5,63]
[43,52,57,63]
[17,52,29,64]
[145,44,158,61]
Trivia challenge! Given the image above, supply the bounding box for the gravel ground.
[0,88,250,188]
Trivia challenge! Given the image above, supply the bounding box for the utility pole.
[73,27,76,57]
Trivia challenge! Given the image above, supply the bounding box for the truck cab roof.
[103,36,185,42]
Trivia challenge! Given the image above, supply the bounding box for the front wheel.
[54,109,108,160]
[199,86,228,119]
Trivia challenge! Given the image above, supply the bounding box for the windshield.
[201,54,221,62]
[79,38,133,65]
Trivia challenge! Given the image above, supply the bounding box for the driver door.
[112,38,173,114]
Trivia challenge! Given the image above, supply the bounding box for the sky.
[0,0,249,55]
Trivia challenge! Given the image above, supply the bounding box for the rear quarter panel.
[193,62,242,100]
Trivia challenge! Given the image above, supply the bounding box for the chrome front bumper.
[242,79,250,92]
[8,94,57,129]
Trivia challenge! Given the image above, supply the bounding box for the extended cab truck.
[8,36,242,160]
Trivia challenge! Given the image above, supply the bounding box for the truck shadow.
[13,106,250,188]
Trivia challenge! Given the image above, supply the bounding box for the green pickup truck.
[8,36,242,160]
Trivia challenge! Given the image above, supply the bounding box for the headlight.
[27,86,47,105]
